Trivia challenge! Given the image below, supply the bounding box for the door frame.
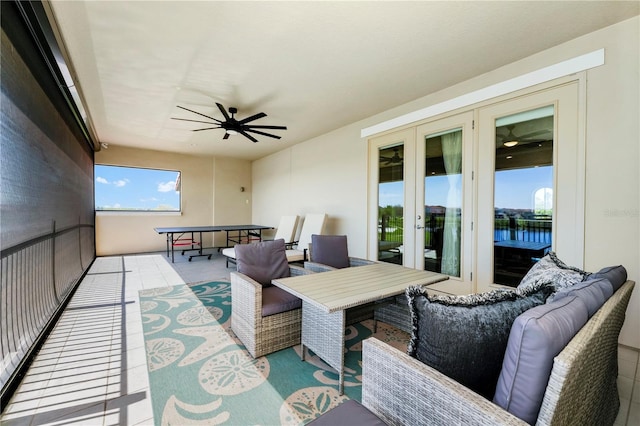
[367,74,586,294]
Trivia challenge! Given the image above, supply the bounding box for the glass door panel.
[368,128,416,267]
[378,144,405,264]
[476,82,581,293]
[424,129,462,276]
[416,112,473,293]
[493,107,554,286]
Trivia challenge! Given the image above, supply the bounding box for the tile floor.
[1,250,639,425]
[1,250,231,425]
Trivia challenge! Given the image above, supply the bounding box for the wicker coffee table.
[271,262,448,394]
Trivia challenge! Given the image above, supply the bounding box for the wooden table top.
[272,262,449,313]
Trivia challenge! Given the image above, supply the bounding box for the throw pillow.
[235,239,290,286]
[493,294,590,424]
[587,265,627,292]
[310,234,350,269]
[517,252,589,291]
[406,282,554,399]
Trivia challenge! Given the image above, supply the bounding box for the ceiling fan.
[380,147,403,165]
[497,124,549,147]
[172,103,287,143]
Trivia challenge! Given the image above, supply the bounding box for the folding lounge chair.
[285,213,328,263]
[222,215,299,268]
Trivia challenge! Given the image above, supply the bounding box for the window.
[95,165,181,212]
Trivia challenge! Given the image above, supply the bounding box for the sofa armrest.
[537,279,635,426]
[362,338,527,426]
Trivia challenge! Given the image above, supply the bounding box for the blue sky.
[379,166,553,210]
[95,165,180,210]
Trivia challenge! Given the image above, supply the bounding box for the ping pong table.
[154,224,273,262]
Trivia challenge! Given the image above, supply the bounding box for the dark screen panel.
[1,0,96,399]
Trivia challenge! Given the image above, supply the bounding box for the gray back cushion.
[311,234,350,269]
[235,239,290,286]
[547,277,612,317]
[493,295,589,424]
[588,265,627,292]
[406,282,553,399]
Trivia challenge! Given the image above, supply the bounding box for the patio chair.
[222,215,299,268]
[304,234,377,325]
[285,213,327,263]
[230,238,313,358]
[304,234,375,272]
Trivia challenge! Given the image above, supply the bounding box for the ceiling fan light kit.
[172,103,286,143]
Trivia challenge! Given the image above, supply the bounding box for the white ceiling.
[46,1,639,161]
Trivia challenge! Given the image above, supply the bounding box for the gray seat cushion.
[587,265,627,292]
[311,234,350,269]
[261,285,301,317]
[307,399,386,426]
[235,239,290,286]
[406,282,553,399]
[493,294,590,424]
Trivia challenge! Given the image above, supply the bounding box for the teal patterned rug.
[139,282,408,425]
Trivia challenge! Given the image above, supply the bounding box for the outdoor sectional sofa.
[312,261,634,426]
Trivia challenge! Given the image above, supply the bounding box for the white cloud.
[96,177,109,184]
[158,181,176,193]
[113,179,128,187]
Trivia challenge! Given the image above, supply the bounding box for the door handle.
[416,224,424,230]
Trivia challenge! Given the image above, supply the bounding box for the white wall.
[212,157,253,247]
[252,126,368,245]
[252,17,640,348]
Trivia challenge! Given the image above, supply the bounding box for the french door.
[414,113,474,294]
[368,81,582,294]
[368,112,474,293]
[476,82,581,292]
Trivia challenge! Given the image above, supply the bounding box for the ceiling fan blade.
[171,117,217,125]
[223,132,230,140]
[238,129,258,143]
[177,105,220,122]
[238,112,267,124]
[216,103,231,121]
[193,126,222,132]
[244,128,282,139]
[520,129,550,139]
[244,124,287,130]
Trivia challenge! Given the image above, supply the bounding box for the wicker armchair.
[231,239,314,358]
[304,234,376,272]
